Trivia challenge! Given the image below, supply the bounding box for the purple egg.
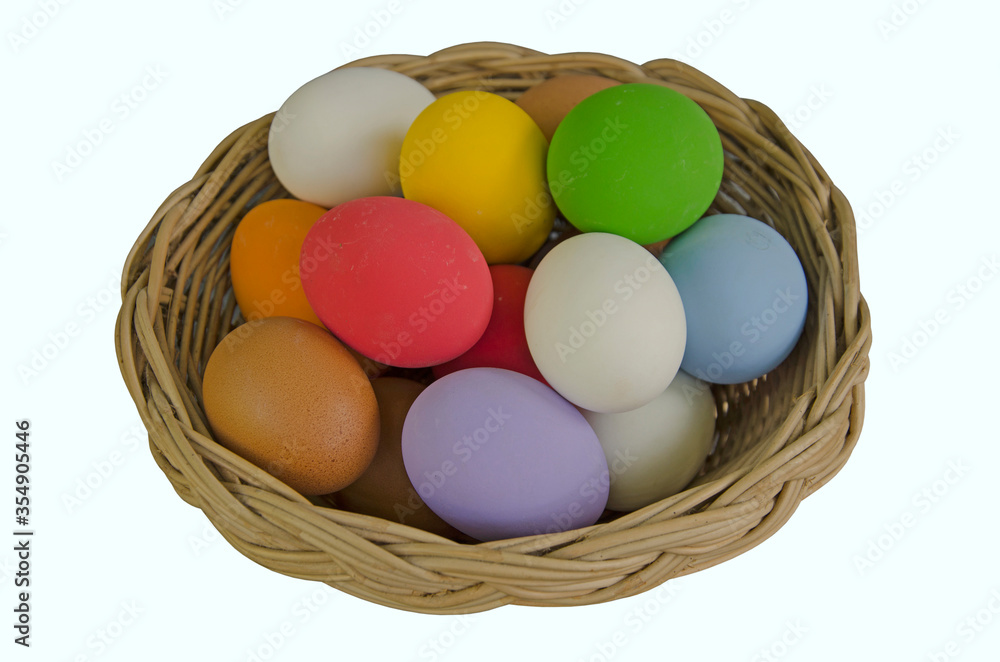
[401,367,609,541]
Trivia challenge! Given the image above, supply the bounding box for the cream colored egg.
[268,67,436,207]
[524,232,686,413]
[581,370,716,512]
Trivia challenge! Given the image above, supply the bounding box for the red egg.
[300,196,493,368]
[432,264,546,383]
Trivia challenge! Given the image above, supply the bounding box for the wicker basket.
[114,41,871,614]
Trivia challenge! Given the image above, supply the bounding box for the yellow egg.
[399,91,555,264]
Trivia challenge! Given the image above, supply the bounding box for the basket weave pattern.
[115,42,871,614]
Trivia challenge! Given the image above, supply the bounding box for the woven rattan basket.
[115,41,871,614]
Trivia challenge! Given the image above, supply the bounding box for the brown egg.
[643,236,672,259]
[202,316,379,495]
[344,346,390,380]
[331,377,458,538]
[515,74,621,142]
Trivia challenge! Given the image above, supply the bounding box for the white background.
[2,0,998,660]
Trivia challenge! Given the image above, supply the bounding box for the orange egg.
[202,316,379,495]
[230,198,327,326]
[331,377,459,538]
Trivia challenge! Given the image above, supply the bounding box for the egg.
[643,237,672,259]
[401,368,609,541]
[202,316,379,495]
[228,198,389,380]
[515,74,620,142]
[431,264,546,384]
[331,378,459,537]
[525,232,686,414]
[267,66,436,207]
[399,91,555,264]
[547,83,724,244]
[659,214,809,384]
[230,199,327,326]
[299,196,493,368]
[581,370,717,512]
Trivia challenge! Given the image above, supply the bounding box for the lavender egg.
[401,367,609,541]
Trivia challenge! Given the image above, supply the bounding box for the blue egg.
[659,214,808,384]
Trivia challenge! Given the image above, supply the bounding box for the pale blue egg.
[659,214,808,384]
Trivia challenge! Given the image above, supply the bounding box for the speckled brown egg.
[330,377,459,538]
[515,74,620,142]
[202,316,379,495]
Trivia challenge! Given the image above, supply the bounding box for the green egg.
[546,83,724,244]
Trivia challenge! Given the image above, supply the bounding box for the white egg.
[582,370,717,511]
[524,232,686,413]
[267,67,436,207]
